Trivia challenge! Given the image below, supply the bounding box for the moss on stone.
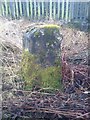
[20,50,62,91]
[42,24,60,36]
[34,31,40,37]
[41,24,60,29]
[22,24,62,91]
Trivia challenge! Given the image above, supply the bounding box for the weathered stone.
[23,24,63,66]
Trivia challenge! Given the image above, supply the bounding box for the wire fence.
[0,1,89,21]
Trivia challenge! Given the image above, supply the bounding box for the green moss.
[42,24,60,36]
[19,50,62,91]
[19,50,41,90]
[40,66,61,89]
[34,31,40,37]
[42,24,60,29]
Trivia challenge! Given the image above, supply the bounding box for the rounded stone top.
[23,24,63,66]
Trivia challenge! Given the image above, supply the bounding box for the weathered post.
[62,0,65,19]
[58,0,60,20]
[53,1,56,19]
[66,0,69,21]
[38,1,41,19]
[50,0,52,19]
[42,0,44,18]
[30,0,33,19]
[22,24,63,90]
[34,0,36,19]
[26,0,30,18]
